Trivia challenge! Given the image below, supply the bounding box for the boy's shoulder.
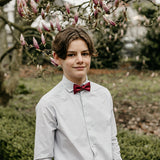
[90,81,111,96]
[37,81,64,106]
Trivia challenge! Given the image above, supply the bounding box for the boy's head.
[52,26,95,59]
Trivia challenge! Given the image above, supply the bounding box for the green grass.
[89,71,160,104]
[0,70,160,160]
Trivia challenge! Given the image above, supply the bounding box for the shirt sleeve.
[34,99,57,160]
[110,96,122,160]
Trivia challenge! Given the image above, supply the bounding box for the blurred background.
[0,0,160,159]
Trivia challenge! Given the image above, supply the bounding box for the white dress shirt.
[34,75,122,160]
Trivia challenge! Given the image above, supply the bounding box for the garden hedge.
[0,106,35,160]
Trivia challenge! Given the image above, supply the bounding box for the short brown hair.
[52,26,95,59]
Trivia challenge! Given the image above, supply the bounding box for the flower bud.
[65,2,70,14]
[21,0,27,7]
[109,20,116,26]
[56,18,61,31]
[120,29,124,37]
[74,12,79,24]
[33,37,39,49]
[41,8,45,19]
[41,33,45,45]
[103,15,108,25]
[50,20,54,30]
[42,23,50,32]
[20,34,26,46]
[103,4,110,14]
[99,0,103,8]
[115,0,119,8]
[94,9,98,19]
[17,0,25,17]
[93,0,98,6]
[46,2,50,13]
[50,57,58,66]
[30,0,38,14]
[37,26,42,33]
[17,5,24,17]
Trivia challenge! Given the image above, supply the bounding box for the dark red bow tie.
[73,82,91,94]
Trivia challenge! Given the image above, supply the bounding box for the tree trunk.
[0,7,10,105]
[0,7,7,56]
[0,4,22,106]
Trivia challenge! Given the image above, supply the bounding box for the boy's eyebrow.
[81,50,90,52]
[67,51,76,53]
[67,50,89,53]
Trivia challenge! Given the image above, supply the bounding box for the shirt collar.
[61,75,89,93]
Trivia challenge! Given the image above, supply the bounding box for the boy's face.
[56,39,91,85]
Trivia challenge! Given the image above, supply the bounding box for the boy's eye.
[67,54,75,57]
[82,52,89,56]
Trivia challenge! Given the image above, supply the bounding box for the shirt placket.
[79,92,97,159]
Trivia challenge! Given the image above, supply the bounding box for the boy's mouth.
[73,66,85,70]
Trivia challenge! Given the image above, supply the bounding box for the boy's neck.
[63,75,88,86]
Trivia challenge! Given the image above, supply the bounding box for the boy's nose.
[76,54,83,62]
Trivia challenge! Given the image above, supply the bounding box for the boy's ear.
[53,52,61,66]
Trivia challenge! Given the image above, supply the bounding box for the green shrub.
[91,13,128,69]
[134,2,160,70]
[0,106,35,160]
[15,84,32,95]
[138,26,160,70]
[118,129,160,160]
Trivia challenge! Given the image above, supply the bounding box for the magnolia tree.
[17,0,129,65]
[17,0,160,65]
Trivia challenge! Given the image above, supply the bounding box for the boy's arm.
[34,100,57,160]
[109,93,122,160]
[111,109,122,160]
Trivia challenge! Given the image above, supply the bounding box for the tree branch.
[0,43,18,63]
[0,15,38,33]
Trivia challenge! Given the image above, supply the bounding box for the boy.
[34,26,122,160]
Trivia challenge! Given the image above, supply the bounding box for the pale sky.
[65,0,160,5]
[5,0,160,12]
[64,0,88,5]
[64,0,160,5]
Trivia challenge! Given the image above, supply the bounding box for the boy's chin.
[74,72,87,78]
[72,73,87,79]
